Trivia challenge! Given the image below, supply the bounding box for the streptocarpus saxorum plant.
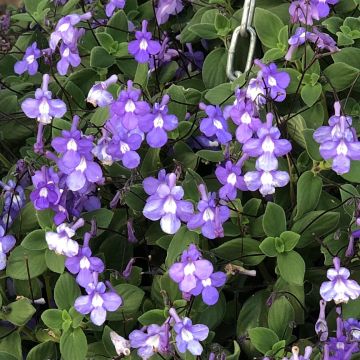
[0,0,359,359]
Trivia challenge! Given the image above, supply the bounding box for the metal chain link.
[226,0,256,81]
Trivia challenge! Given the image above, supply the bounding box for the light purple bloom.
[315,300,328,341]
[109,80,150,131]
[65,232,104,288]
[215,155,248,200]
[138,95,178,148]
[87,75,118,107]
[187,184,229,239]
[74,274,122,326]
[156,0,184,25]
[14,42,41,76]
[143,172,193,234]
[0,180,26,225]
[128,20,161,64]
[344,318,360,342]
[169,308,209,356]
[92,130,113,166]
[313,102,360,175]
[57,43,81,75]
[0,226,16,270]
[105,0,125,18]
[21,74,67,124]
[199,103,232,144]
[169,244,213,293]
[30,166,60,210]
[149,35,178,71]
[45,218,84,257]
[320,257,360,304]
[308,28,339,53]
[129,324,170,359]
[285,27,310,60]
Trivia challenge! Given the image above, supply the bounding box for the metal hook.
[226,0,256,81]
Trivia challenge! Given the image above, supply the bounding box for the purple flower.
[315,300,328,341]
[169,244,214,293]
[143,172,194,234]
[243,113,292,172]
[215,156,248,200]
[187,185,229,239]
[14,42,41,76]
[129,324,170,359]
[65,232,104,288]
[199,103,232,144]
[87,75,118,107]
[169,308,209,356]
[50,12,92,50]
[45,218,84,257]
[138,95,178,148]
[21,74,67,124]
[149,35,178,71]
[156,0,184,25]
[0,226,16,270]
[190,271,226,306]
[110,80,150,131]
[30,166,61,210]
[285,27,310,61]
[313,102,360,175]
[285,346,313,360]
[308,28,339,53]
[127,219,138,243]
[74,274,122,326]
[106,0,125,18]
[320,257,360,304]
[110,331,131,357]
[92,130,113,166]
[0,180,26,225]
[128,20,161,64]
[57,43,81,75]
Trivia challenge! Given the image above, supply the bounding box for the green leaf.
[41,309,63,329]
[188,24,218,39]
[90,46,114,68]
[6,246,47,280]
[45,249,65,274]
[295,171,323,220]
[96,32,114,52]
[105,10,128,43]
[60,328,88,360]
[259,237,277,257]
[274,237,285,254]
[21,229,47,250]
[287,114,307,148]
[134,62,148,89]
[254,8,284,48]
[202,48,228,88]
[268,297,295,340]
[332,47,360,70]
[138,309,166,325]
[0,299,36,326]
[174,141,198,170]
[54,273,81,310]
[277,251,305,285]
[303,129,322,161]
[90,106,109,127]
[291,211,340,248]
[0,331,22,360]
[263,202,286,237]
[166,227,199,267]
[226,341,241,360]
[212,238,265,265]
[280,231,301,252]
[205,83,233,105]
[26,342,56,360]
[140,148,161,177]
[248,327,279,354]
[196,150,224,162]
[341,162,360,183]
[323,62,359,91]
[36,209,55,230]
[301,83,322,107]
[166,85,187,122]
[263,48,286,62]
[215,14,230,36]
[24,0,38,13]
[281,68,301,94]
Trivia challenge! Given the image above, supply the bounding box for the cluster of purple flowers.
[169,244,226,305]
[313,102,360,175]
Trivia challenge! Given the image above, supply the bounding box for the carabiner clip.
[226,0,256,81]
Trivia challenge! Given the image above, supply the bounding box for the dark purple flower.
[0,225,16,270]
[65,232,104,288]
[21,74,67,124]
[344,318,360,342]
[187,185,229,239]
[149,35,178,71]
[14,42,41,76]
[156,0,184,25]
[127,219,138,243]
[87,75,118,107]
[138,95,178,148]
[143,172,194,234]
[199,103,232,144]
[215,155,248,200]
[74,274,122,326]
[30,166,61,210]
[129,324,170,359]
[0,180,26,225]
[169,244,213,293]
[106,0,125,18]
[320,257,360,304]
[128,20,161,64]
[170,308,209,356]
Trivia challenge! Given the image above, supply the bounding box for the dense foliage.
[0,0,360,359]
